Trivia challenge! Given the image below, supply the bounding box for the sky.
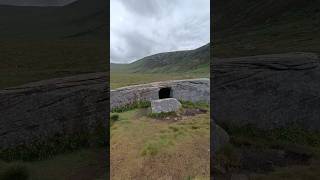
[110,0,210,64]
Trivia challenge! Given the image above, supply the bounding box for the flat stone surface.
[212,52,320,130]
[151,98,182,113]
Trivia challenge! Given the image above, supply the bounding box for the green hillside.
[214,0,320,57]
[0,0,108,88]
[111,43,210,74]
[0,0,107,40]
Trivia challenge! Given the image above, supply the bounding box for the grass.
[0,163,29,180]
[180,100,209,109]
[110,103,210,179]
[215,123,320,179]
[0,120,106,161]
[251,164,320,180]
[111,100,151,113]
[0,40,107,89]
[0,148,106,180]
[214,10,320,58]
[148,111,177,119]
[110,71,209,89]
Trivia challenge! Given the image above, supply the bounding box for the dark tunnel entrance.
[159,87,172,99]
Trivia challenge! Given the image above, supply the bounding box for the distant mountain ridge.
[0,0,107,39]
[111,43,210,73]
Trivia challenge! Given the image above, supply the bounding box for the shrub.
[110,114,119,122]
[180,100,209,109]
[0,163,29,180]
[216,144,241,171]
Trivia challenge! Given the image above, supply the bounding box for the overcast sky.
[111,0,210,64]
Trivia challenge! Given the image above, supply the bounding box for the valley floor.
[110,72,209,89]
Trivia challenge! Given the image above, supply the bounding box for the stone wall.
[110,78,210,110]
[0,76,209,149]
[0,73,108,149]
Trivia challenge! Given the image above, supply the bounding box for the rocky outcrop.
[213,125,230,152]
[151,98,182,113]
[0,72,108,149]
[212,52,320,130]
[111,78,210,110]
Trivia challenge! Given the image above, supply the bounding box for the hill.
[0,0,108,88]
[0,0,107,39]
[111,43,210,73]
[214,0,320,57]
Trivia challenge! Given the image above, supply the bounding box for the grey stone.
[0,72,108,149]
[151,98,182,113]
[212,52,320,130]
[111,78,209,111]
[214,125,230,152]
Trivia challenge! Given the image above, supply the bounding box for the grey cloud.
[111,0,210,63]
[118,0,174,18]
[111,30,158,63]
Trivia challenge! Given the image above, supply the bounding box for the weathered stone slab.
[212,52,320,130]
[151,98,182,113]
[111,78,210,110]
[0,72,108,149]
[214,125,230,152]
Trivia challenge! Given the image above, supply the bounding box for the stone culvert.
[0,72,108,149]
[110,78,210,110]
[212,52,320,130]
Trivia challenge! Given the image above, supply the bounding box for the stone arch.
[159,87,172,99]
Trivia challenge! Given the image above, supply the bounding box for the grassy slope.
[128,43,210,73]
[0,0,108,89]
[0,40,108,89]
[110,44,210,89]
[214,0,320,57]
[110,105,210,179]
[0,0,107,40]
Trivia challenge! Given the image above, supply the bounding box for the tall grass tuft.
[111,101,151,113]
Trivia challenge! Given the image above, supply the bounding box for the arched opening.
[159,87,172,99]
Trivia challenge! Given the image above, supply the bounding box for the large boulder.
[212,52,320,130]
[0,72,108,149]
[214,125,230,152]
[151,98,182,113]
